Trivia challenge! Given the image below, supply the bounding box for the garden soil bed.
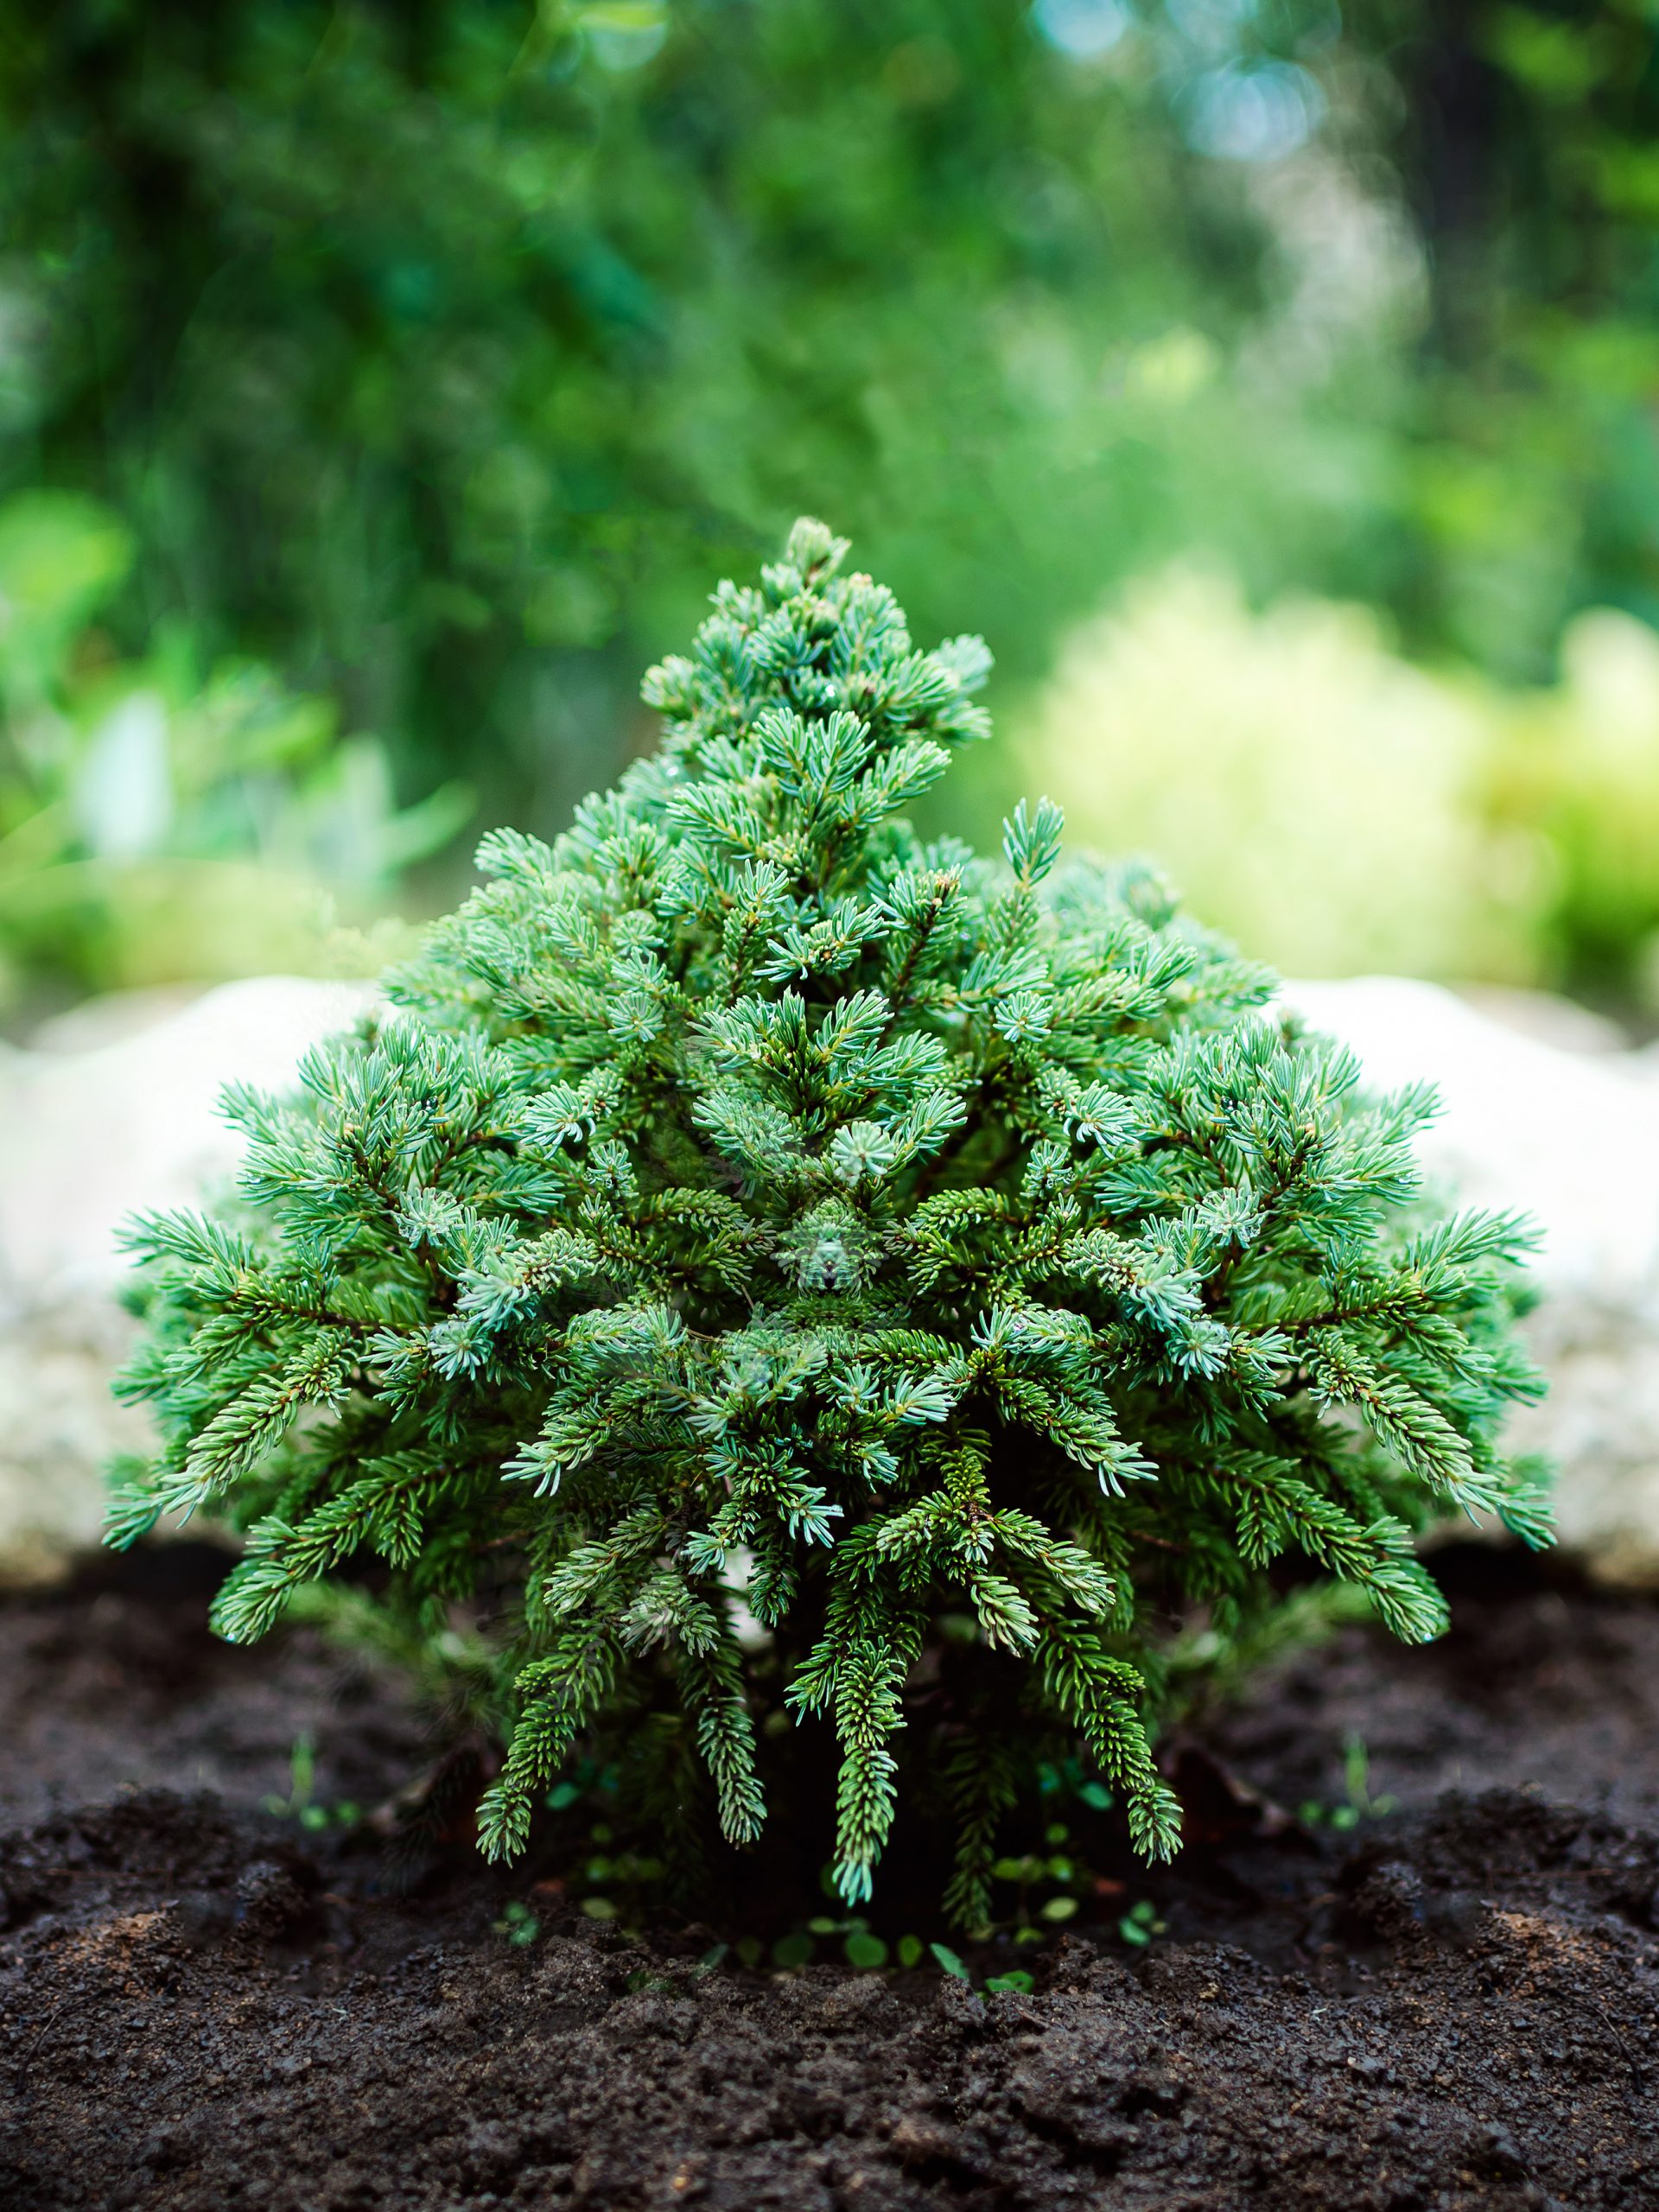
[3,1542,1659,2211]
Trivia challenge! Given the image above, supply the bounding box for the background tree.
[0,0,1398,835]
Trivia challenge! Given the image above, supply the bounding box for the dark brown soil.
[3,1542,1659,2211]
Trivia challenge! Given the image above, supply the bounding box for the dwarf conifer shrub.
[111,521,1548,1923]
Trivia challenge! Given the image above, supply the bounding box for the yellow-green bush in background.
[1483,611,1659,1007]
[0,492,470,1024]
[1014,569,1659,1010]
[1014,570,1541,984]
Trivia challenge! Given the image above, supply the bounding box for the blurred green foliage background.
[3,0,1658,1023]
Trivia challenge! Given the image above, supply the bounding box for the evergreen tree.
[110,520,1548,1923]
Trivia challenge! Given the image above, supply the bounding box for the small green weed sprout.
[1299,1731,1402,1833]
[260,1732,359,1833]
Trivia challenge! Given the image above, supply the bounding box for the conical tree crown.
[112,519,1547,1922]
